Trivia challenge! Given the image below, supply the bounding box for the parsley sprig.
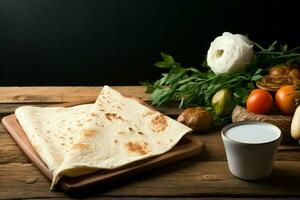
[142,42,300,124]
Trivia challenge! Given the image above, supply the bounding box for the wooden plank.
[0,134,29,164]
[1,126,300,165]
[12,196,299,200]
[18,198,300,200]
[0,103,54,114]
[0,103,181,116]
[1,161,300,199]
[0,86,148,103]
[0,122,6,134]
[0,163,66,199]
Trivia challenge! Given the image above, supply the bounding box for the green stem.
[256,51,283,55]
[287,46,300,53]
[254,42,265,51]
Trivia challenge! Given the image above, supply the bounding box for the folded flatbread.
[15,86,192,190]
[15,104,93,172]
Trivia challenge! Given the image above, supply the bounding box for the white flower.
[207,32,254,74]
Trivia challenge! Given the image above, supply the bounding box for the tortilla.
[15,86,192,190]
[15,104,93,171]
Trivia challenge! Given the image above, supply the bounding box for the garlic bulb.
[207,32,254,74]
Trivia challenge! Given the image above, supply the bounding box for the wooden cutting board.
[1,100,204,193]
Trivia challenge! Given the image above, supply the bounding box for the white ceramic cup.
[221,121,282,180]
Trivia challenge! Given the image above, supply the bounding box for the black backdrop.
[0,0,299,86]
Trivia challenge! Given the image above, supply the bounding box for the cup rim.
[221,121,282,145]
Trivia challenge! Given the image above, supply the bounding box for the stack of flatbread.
[15,86,192,190]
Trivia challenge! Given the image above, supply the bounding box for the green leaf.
[140,81,157,93]
[281,44,288,52]
[287,46,300,53]
[154,61,173,68]
[142,42,300,126]
[254,68,263,75]
[254,42,265,51]
[165,68,187,85]
[233,87,250,105]
[251,74,262,81]
[150,88,174,106]
[267,41,277,52]
[160,52,175,64]
[186,67,201,73]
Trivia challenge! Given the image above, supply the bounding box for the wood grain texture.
[0,103,54,114]
[0,122,6,134]
[0,86,300,199]
[0,86,148,103]
[15,198,300,200]
[1,126,300,165]
[0,134,29,164]
[1,161,300,199]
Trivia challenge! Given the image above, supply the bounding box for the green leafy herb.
[142,42,300,125]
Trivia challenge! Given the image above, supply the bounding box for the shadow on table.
[264,165,300,185]
[58,157,201,198]
[236,163,300,196]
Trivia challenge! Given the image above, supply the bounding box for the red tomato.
[246,89,273,114]
[275,85,298,115]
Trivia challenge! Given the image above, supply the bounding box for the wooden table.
[1,86,300,200]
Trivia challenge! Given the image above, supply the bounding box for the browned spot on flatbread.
[67,128,72,131]
[128,127,133,131]
[105,113,116,120]
[105,113,125,122]
[114,139,118,143]
[151,114,168,133]
[125,141,150,155]
[143,109,155,117]
[86,118,92,122]
[59,136,65,139]
[82,129,97,137]
[118,131,126,135]
[69,137,73,140]
[90,112,98,117]
[72,143,90,150]
[137,131,144,135]
[77,123,83,126]
[156,141,161,144]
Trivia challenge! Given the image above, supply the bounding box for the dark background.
[0,0,299,86]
